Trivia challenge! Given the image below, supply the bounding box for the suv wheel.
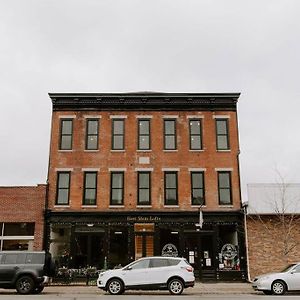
[168,278,184,295]
[16,276,35,294]
[107,278,124,295]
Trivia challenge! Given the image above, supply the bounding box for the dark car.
[0,251,56,294]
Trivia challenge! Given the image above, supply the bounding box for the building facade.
[0,185,46,251]
[246,183,300,279]
[46,92,246,281]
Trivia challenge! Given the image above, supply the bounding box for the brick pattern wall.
[48,110,241,212]
[0,185,46,250]
[247,215,300,279]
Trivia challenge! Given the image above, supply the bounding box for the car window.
[26,253,44,264]
[130,259,150,270]
[168,259,180,266]
[16,253,26,264]
[3,254,18,264]
[150,258,169,268]
[292,265,300,273]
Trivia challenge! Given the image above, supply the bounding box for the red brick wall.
[247,216,300,279]
[48,110,241,212]
[0,185,46,250]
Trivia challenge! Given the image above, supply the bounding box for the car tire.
[271,280,286,295]
[15,276,35,294]
[32,284,44,294]
[107,278,124,295]
[168,278,184,295]
[263,290,272,295]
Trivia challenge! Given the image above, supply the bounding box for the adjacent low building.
[0,185,46,251]
[246,183,300,279]
[45,92,247,281]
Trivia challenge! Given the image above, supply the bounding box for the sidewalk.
[41,282,256,295]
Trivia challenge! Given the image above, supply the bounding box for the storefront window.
[49,224,71,267]
[218,225,240,271]
[160,228,180,257]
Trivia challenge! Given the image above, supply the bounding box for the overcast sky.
[1,0,299,200]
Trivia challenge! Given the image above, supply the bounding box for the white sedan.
[252,263,300,295]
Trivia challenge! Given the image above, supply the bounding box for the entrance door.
[134,223,154,259]
[184,234,215,281]
[135,233,154,259]
[200,235,215,280]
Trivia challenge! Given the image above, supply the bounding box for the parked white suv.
[97,256,195,295]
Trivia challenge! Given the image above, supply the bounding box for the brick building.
[0,185,46,251]
[46,92,246,281]
[246,183,300,279]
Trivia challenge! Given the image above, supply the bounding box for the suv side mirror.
[126,266,132,271]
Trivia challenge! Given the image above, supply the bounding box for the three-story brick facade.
[45,92,246,281]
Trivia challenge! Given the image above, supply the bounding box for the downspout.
[235,98,250,281]
[43,99,54,252]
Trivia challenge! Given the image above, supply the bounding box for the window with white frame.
[0,222,35,251]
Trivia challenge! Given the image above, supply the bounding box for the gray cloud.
[1,0,300,200]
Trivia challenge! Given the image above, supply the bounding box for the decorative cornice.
[48,92,240,111]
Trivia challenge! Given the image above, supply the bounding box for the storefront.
[46,210,247,281]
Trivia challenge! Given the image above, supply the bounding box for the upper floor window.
[164,120,177,150]
[56,172,70,205]
[86,119,99,150]
[218,171,232,205]
[189,119,202,150]
[191,172,205,205]
[59,119,73,150]
[112,119,125,150]
[138,119,150,150]
[216,119,230,150]
[164,172,178,205]
[83,172,97,205]
[110,172,124,205]
[138,172,151,205]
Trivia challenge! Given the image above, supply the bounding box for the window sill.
[109,205,125,208]
[191,205,207,208]
[82,205,97,208]
[137,150,152,152]
[58,150,73,152]
[111,150,125,152]
[54,205,70,208]
[217,150,231,152]
[163,205,180,208]
[84,150,99,152]
[189,150,204,152]
[163,150,178,152]
[219,205,234,208]
[137,205,152,208]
